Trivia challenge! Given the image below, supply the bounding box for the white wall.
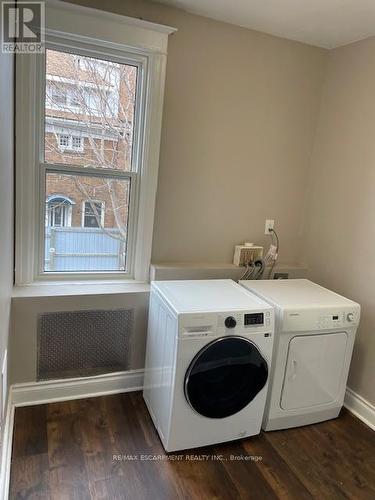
[0,50,14,409]
[305,37,375,406]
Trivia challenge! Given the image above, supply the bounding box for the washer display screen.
[244,313,264,326]
[184,337,268,419]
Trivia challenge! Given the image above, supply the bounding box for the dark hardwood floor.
[9,392,375,499]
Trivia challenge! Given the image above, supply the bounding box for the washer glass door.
[184,336,268,419]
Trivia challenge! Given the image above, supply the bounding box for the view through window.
[44,49,138,272]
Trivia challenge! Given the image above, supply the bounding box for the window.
[58,134,69,148]
[42,49,137,273]
[15,1,175,283]
[46,195,73,227]
[71,136,83,150]
[50,86,67,106]
[83,201,105,228]
[47,81,84,112]
[57,134,84,152]
[46,80,118,117]
[69,91,81,109]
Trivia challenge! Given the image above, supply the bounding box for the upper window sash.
[41,42,145,175]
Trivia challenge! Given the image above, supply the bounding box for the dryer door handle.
[289,359,297,381]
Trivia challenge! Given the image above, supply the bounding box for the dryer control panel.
[317,310,360,330]
[283,306,360,332]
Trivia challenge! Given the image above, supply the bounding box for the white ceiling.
[157,0,375,49]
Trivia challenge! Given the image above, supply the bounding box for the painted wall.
[0,50,14,406]
[64,0,327,265]
[304,37,375,406]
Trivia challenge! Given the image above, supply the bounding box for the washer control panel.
[218,310,273,334]
[180,309,274,337]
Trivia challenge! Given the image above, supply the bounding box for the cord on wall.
[266,228,279,279]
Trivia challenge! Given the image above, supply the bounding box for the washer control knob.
[225,316,237,329]
[347,313,355,322]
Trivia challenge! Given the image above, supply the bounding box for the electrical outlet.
[265,219,275,235]
[274,272,289,279]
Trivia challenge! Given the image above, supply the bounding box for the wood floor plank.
[167,448,241,500]
[309,417,375,498]
[104,394,180,500]
[47,406,91,499]
[126,392,189,499]
[12,405,48,459]
[265,424,354,499]
[213,440,278,500]
[68,397,116,483]
[243,433,313,499]
[9,392,375,500]
[9,453,50,499]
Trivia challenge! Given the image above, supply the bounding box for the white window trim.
[81,200,105,228]
[15,0,176,284]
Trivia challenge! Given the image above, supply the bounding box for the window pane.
[44,49,138,172]
[45,173,130,272]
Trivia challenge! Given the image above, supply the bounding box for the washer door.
[184,337,268,419]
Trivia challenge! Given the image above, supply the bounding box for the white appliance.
[239,279,360,431]
[143,279,274,452]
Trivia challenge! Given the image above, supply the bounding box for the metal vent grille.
[37,309,133,380]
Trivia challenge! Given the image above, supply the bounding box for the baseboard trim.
[11,369,145,407]
[344,387,375,431]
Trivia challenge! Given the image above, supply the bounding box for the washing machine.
[143,279,274,452]
[240,279,360,431]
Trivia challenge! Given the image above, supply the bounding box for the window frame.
[15,1,175,284]
[39,40,144,279]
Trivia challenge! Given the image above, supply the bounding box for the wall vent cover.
[37,308,133,380]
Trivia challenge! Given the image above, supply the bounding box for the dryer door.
[281,332,348,410]
[184,337,268,419]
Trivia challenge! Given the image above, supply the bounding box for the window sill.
[12,280,150,298]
